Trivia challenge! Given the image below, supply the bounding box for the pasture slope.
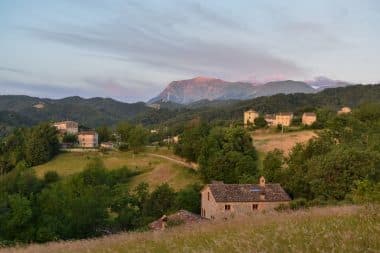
[2,205,378,253]
[33,147,200,190]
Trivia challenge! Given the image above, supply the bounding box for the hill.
[149,77,256,104]
[139,84,380,127]
[3,205,377,253]
[0,95,152,128]
[33,148,200,190]
[149,77,319,104]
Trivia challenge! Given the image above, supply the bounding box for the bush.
[289,198,308,210]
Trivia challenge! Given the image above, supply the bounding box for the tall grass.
[2,205,378,253]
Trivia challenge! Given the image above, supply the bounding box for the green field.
[33,148,200,190]
[4,205,378,253]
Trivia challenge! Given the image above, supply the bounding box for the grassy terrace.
[3,205,378,253]
[32,147,200,190]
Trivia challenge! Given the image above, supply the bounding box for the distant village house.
[53,121,79,135]
[275,112,293,127]
[302,112,317,126]
[201,177,290,220]
[244,109,259,126]
[338,106,352,115]
[78,131,99,148]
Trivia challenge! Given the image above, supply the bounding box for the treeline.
[0,123,59,174]
[262,103,380,203]
[0,159,201,244]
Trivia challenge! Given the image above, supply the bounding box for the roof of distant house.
[78,130,98,135]
[303,112,316,117]
[53,120,78,125]
[277,112,293,116]
[265,114,276,120]
[207,183,291,202]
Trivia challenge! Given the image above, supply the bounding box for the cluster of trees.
[96,123,150,153]
[0,159,201,244]
[262,103,380,203]
[0,123,59,174]
[175,123,258,183]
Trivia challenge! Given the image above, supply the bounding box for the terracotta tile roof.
[78,130,98,135]
[277,112,293,116]
[303,112,316,117]
[208,183,291,202]
[265,114,276,120]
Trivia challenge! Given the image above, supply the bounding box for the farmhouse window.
[225,204,231,211]
[252,204,258,210]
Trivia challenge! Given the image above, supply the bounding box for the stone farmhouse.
[302,112,317,125]
[78,131,99,148]
[338,106,352,115]
[200,177,290,220]
[53,121,79,135]
[244,109,259,126]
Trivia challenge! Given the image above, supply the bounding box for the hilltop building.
[302,112,317,126]
[244,109,259,126]
[78,131,98,148]
[338,107,352,115]
[53,121,79,135]
[200,177,291,220]
[275,112,293,127]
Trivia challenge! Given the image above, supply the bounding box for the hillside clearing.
[33,148,200,190]
[252,130,317,154]
[3,205,378,253]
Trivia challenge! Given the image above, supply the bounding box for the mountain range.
[148,76,351,104]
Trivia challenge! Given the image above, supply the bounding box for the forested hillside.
[0,96,151,128]
[0,84,379,131]
[138,84,380,128]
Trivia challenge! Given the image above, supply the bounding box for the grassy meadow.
[3,205,378,253]
[252,130,317,154]
[32,147,200,190]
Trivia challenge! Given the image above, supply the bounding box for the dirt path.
[148,153,198,170]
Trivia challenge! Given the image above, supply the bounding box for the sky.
[0,0,379,102]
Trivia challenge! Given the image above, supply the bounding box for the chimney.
[259,176,265,187]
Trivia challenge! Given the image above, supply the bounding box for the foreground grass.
[4,205,378,253]
[33,149,200,190]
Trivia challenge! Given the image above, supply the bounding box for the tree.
[62,133,77,144]
[128,125,148,153]
[198,126,258,183]
[25,123,59,166]
[96,126,112,143]
[174,123,210,162]
[1,194,34,242]
[174,184,202,214]
[262,149,284,182]
[254,116,268,128]
[142,183,176,218]
[116,122,133,142]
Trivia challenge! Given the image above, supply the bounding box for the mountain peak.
[192,76,218,83]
